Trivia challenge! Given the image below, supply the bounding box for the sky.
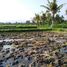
[0,0,67,22]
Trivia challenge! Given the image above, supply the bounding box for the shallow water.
[3,45,12,49]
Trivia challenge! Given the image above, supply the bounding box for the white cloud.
[0,0,34,22]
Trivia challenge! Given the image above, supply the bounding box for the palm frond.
[41,5,50,10]
[57,4,65,10]
[47,0,51,4]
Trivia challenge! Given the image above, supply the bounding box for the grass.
[0,22,67,32]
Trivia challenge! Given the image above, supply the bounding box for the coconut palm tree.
[33,14,41,26]
[41,13,46,25]
[41,0,64,28]
[55,14,64,23]
[45,11,52,25]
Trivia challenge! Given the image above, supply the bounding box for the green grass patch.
[0,22,67,32]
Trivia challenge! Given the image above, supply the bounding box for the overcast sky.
[0,0,67,22]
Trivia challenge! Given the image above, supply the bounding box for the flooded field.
[0,32,67,67]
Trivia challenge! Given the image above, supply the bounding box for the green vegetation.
[0,22,67,32]
[0,24,37,32]
[0,0,67,32]
[32,0,67,32]
[41,0,65,28]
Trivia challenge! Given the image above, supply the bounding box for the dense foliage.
[33,0,66,28]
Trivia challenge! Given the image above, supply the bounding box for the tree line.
[32,0,67,28]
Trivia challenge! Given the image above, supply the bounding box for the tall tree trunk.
[50,13,54,28]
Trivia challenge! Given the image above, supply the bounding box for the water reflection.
[3,45,12,50]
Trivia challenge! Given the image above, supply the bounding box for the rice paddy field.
[0,23,67,67]
[0,22,67,32]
